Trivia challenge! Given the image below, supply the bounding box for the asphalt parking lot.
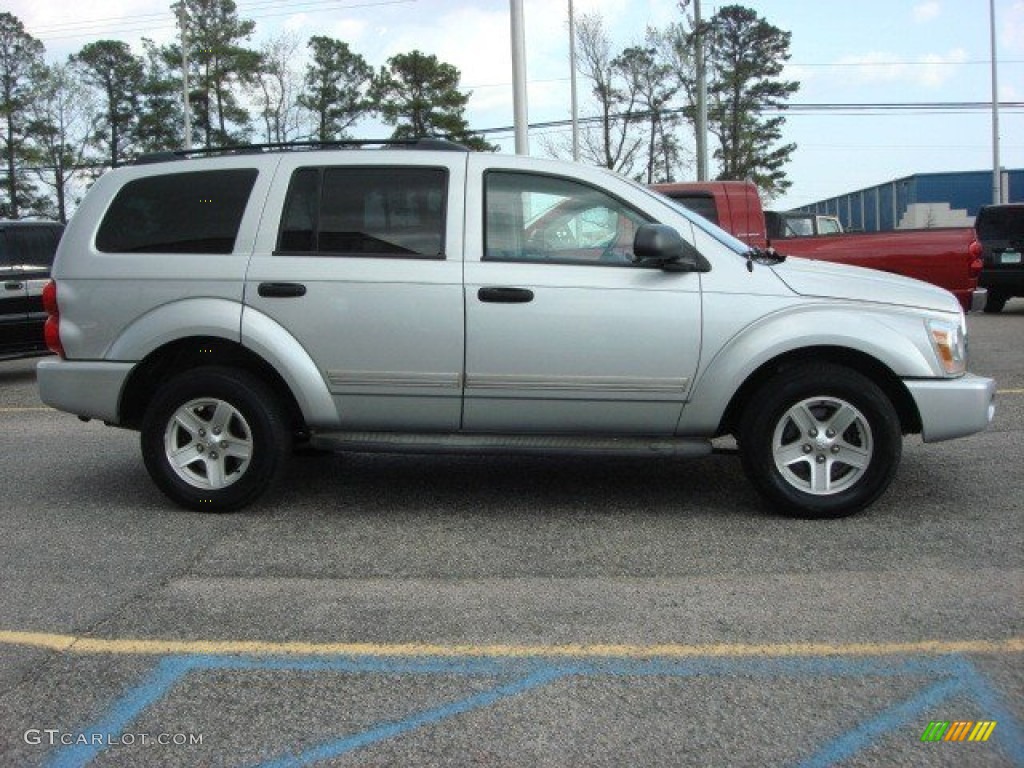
[1,302,1022,767]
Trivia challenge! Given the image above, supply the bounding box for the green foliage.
[0,11,45,218]
[298,36,372,142]
[136,38,184,154]
[72,40,144,166]
[179,0,260,147]
[370,51,497,151]
[613,37,681,183]
[704,4,799,198]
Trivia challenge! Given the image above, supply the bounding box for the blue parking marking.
[48,653,1024,768]
[47,656,199,768]
[796,676,965,768]
[252,666,571,768]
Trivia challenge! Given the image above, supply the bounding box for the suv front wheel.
[141,367,291,512]
[739,363,902,518]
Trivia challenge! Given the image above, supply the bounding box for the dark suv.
[0,220,64,360]
[976,203,1024,313]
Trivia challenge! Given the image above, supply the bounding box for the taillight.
[42,280,64,357]
[968,239,983,278]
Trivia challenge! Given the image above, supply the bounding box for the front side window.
[277,166,447,259]
[97,169,257,254]
[485,172,650,266]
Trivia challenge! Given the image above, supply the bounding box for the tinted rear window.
[668,194,719,225]
[96,169,258,253]
[277,166,447,258]
[976,205,1024,242]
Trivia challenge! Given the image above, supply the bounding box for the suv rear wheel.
[141,367,290,511]
[739,363,902,518]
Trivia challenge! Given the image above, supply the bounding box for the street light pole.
[695,0,708,181]
[569,0,579,161]
[178,2,192,151]
[510,0,529,155]
[990,0,1001,204]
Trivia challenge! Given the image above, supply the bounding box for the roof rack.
[133,137,471,165]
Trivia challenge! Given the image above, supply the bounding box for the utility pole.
[510,0,529,155]
[569,0,579,161]
[990,0,1001,204]
[694,0,708,181]
[178,1,192,150]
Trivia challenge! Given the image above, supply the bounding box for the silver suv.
[37,140,996,517]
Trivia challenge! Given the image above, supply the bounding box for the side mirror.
[633,223,711,273]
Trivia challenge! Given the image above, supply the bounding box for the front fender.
[679,300,943,435]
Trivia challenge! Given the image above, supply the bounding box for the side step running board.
[309,432,713,458]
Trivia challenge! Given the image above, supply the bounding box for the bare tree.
[571,13,643,175]
[249,33,309,143]
[614,29,684,183]
[26,63,95,222]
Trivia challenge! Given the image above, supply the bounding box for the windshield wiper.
[745,246,786,272]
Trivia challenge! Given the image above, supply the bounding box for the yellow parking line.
[998,388,1024,395]
[1,630,1021,659]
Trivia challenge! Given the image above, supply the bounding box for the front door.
[462,161,703,434]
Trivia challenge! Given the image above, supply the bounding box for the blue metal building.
[794,169,1024,231]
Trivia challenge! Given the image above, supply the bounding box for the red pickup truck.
[653,181,984,312]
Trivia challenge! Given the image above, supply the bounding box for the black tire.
[141,367,291,512]
[983,292,1007,314]
[738,363,902,519]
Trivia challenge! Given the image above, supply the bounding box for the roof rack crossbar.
[133,137,470,164]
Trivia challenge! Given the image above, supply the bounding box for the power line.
[27,0,416,42]
[474,101,1024,136]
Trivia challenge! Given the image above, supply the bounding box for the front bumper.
[37,359,135,424]
[904,374,996,443]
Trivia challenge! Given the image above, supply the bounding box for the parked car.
[975,203,1024,313]
[766,210,843,238]
[37,140,995,517]
[654,181,984,313]
[0,220,64,361]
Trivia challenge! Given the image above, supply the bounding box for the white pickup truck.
[37,140,996,517]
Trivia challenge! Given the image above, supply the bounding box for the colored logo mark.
[921,720,997,742]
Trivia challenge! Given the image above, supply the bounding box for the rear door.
[244,153,467,431]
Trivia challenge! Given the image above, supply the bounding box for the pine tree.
[298,36,372,142]
[370,51,496,151]
[72,40,144,166]
[0,12,45,218]
[705,4,798,199]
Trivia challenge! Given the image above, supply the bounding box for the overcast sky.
[7,0,1024,209]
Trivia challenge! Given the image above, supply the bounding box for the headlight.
[927,318,967,376]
